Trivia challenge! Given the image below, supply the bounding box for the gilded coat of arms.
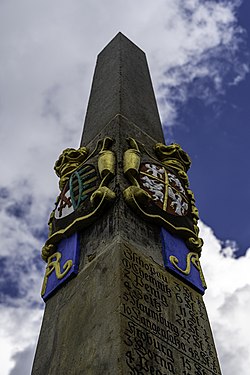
[123,138,203,253]
[42,137,116,262]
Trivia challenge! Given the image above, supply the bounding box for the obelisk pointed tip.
[98,32,145,57]
[81,31,164,145]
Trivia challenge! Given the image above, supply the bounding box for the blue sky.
[0,1,249,374]
[169,6,250,255]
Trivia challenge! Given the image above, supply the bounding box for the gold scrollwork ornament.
[169,252,207,289]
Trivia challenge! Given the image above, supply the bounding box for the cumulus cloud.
[9,345,37,375]
[0,306,43,375]
[0,1,247,178]
[150,0,249,126]
[200,222,250,375]
[0,1,248,374]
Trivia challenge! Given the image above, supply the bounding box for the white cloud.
[9,345,37,375]
[0,2,247,177]
[0,1,248,374]
[200,222,250,375]
[0,306,43,375]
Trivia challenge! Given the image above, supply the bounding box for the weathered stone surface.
[81,33,164,146]
[120,245,221,375]
[78,115,165,271]
[33,242,221,374]
[33,241,122,375]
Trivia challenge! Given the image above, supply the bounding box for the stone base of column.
[32,241,221,375]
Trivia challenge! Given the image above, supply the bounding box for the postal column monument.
[32,33,221,375]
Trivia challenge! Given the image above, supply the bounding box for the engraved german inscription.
[121,247,221,375]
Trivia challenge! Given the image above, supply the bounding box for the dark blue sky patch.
[170,70,250,256]
[31,225,49,243]
[32,252,45,273]
[0,186,10,199]
[6,204,26,219]
[0,278,25,302]
[163,1,250,257]
[5,194,33,219]
[163,44,249,108]
[14,253,33,274]
[0,251,44,307]
[0,257,27,301]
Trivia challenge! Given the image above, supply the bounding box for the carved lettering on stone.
[120,247,221,375]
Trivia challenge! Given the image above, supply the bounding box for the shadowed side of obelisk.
[81,32,164,145]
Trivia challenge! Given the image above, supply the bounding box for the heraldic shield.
[42,137,116,262]
[123,138,203,254]
[54,164,99,220]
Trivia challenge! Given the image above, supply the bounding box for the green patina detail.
[69,166,97,210]
[70,171,83,210]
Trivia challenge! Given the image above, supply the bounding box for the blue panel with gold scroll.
[161,228,207,295]
[41,233,80,301]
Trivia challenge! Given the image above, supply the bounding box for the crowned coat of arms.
[42,137,116,262]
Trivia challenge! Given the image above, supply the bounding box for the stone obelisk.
[32,33,221,374]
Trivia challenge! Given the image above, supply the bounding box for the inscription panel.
[121,247,221,375]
